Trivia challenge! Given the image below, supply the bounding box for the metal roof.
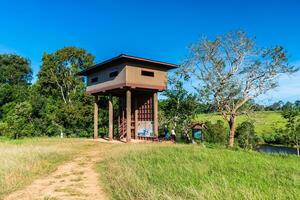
[77,54,177,76]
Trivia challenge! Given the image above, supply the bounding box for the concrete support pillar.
[134,94,138,139]
[153,92,158,137]
[94,95,98,139]
[108,94,113,141]
[126,90,131,142]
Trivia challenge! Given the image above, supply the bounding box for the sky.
[0,0,299,104]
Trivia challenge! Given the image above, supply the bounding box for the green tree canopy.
[0,54,32,85]
[37,47,94,103]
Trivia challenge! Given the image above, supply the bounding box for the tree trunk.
[297,141,299,157]
[228,114,236,147]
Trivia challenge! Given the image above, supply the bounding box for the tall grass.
[0,138,93,197]
[98,144,300,200]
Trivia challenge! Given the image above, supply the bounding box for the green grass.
[196,111,286,135]
[0,137,94,197]
[98,144,300,200]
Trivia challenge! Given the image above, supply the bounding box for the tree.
[0,54,32,107]
[160,77,199,141]
[0,54,32,85]
[282,105,300,156]
[37,47,94,103]
[181,31,297,147]
[266,101,284,111]
[4,101,34,139]
[235,121,258,149]
[35,47,95,137]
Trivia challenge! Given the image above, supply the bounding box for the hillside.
[195,111,286,135]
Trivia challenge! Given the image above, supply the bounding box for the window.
[91,77,98,83]
[141,70,154,77]
[109,71,118,78]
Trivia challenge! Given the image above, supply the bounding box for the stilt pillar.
[153,92,158,137]
[134,94,138,139]
[94,95,98,139]
[126,90,131,142]
[108,94,113,141]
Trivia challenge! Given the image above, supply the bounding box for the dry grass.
[0,138,94,198]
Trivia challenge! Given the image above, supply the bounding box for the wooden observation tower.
[78,54,177,142]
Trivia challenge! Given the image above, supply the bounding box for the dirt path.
[4,148,108,200]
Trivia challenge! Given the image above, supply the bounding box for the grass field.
[98,143,300,200]
[0,137,94,197]
[196,111,286,135]
[1,138,299,199]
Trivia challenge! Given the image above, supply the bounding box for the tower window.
[91,77,98,83]
[141,70,154,77]
[109,71,118,78]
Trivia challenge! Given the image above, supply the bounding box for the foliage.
[3,101,34,139]
[180,31,297,146]
[0,47,95,139]
[0,54,32,85]
[0,54,32,109]
[235,121,259,149]
[37,47,94,103]
[159,78,199,141]
[202,120,227,144]
[281,104,300,156]
[197,111,286,136]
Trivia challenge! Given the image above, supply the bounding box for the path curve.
[4,149,107,200]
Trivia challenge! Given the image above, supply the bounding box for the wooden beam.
[94,95,98,139]
[126,90,131,142]
[153,92,158,137]
[108,94,113,141]
[134,94,138,139]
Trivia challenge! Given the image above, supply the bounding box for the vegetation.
[180,31,297,146]
[159,78,199,141]
[98,144,300,200]
[196,111,286,136]
[202,120,227,144]
[0,138,94,197]
[235,121,259,149]
[281,104,300,156]
[0,47,95,139]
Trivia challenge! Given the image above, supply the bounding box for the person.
[164,125,169,140]
[171,128,176,142]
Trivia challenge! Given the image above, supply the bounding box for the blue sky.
[0,0,299,104]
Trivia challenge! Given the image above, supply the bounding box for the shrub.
[4,101,34,139]
[235,121,259,149]
[203,120,227,144]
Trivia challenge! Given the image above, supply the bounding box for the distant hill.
[196,111,287,135]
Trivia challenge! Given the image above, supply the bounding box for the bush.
[262,129,289,145]
[4,101,34,139]
[203,120,227,144]
[235,121,259,149]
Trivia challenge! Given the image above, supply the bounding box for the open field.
[98,143,300,200]
[196,111,286,135]
[1,138,299,200]
[0,137,95,198]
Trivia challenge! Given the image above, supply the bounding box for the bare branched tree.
[181,31,298,147]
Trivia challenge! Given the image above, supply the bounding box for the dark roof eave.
[77,54,177,76]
